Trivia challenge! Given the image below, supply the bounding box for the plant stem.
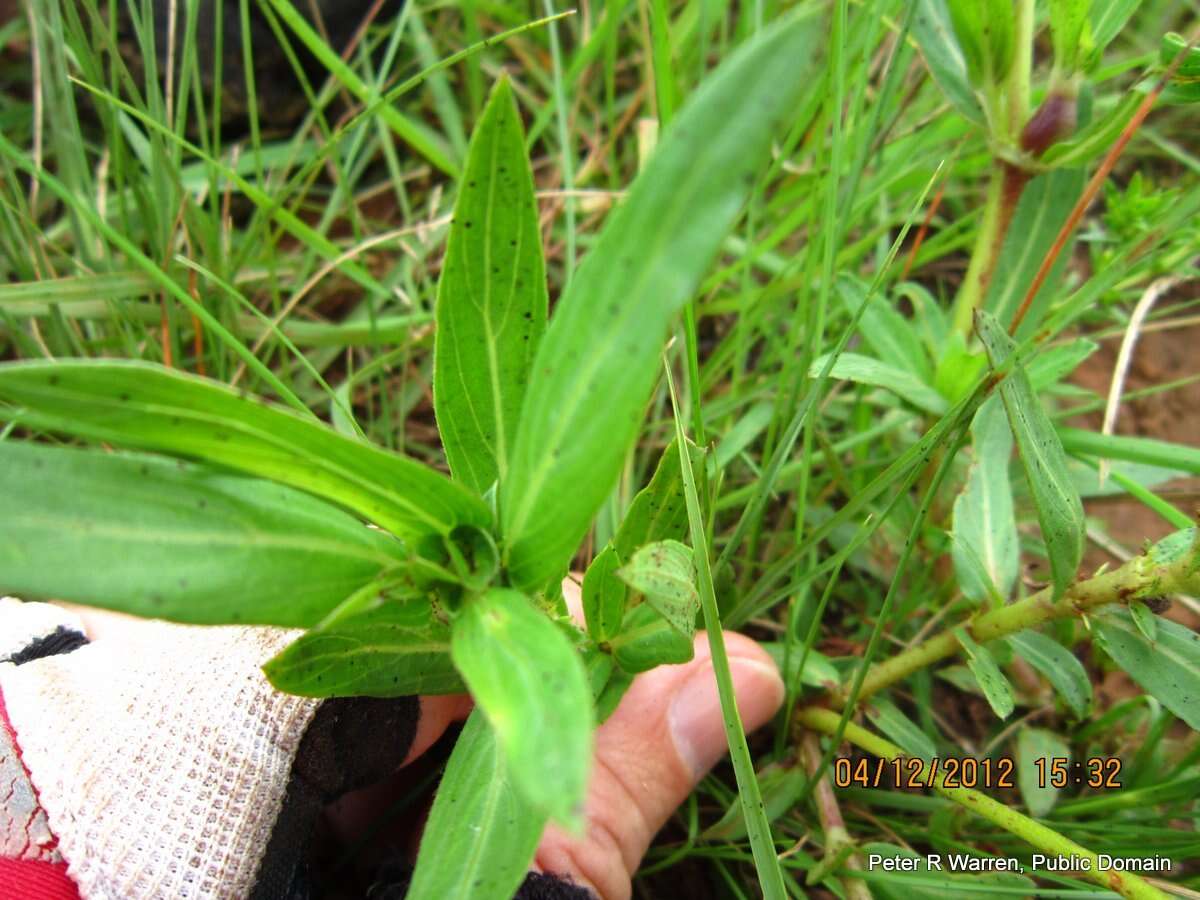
[801,733,871,900]
[665,357,788,900]
[951,166,1005,336]
[840,527,1200,705]
[796,707,1170,900]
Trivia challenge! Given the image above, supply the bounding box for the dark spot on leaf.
[48,375,60,386]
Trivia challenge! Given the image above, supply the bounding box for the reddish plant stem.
[1008,29,1200,335]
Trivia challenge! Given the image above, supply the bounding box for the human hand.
[0,584,783,900]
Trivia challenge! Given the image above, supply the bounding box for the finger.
[535,631,784,900]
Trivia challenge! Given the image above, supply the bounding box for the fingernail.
[668,655,784,778]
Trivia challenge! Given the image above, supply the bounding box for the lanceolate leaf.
[408,710,546,900]
[0,360,490,541]
[581,544,625,642]
[1006,630,1092,718]
[1017,727,1069,817]
[500,12,822,591]
[0,442,404,627]
[434,77,547,496]
[451,589,593,828]
[1094,608,1200,731]
[912,0,985,123]
[976,311,1085,601]
[956,626,1015,719]
[263,596,462,697]
[617,540,700,638]
[952,396,1018,604]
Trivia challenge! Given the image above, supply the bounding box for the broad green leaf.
[583,438,701,641]
[1094,608,1200,731]
[809,353,947,415]
[617,539,700,638]
[1049,0,1092,73]
[838,277,934,382]
[609,602,695,674]
[1016,727,1070,817]
[0,360,490,541]
[582,545,626,642]
[984,169,1087,339]
[952,397,1018,605]
[956,627,1015,719]
[761,643,841,692]
[976,311,1085,601]
[1006,630,1092,718]
[262,596,461,697]
[1058,427,1200,475]
[1027,338,1098,390]
[911,0,985,123]
[946,0,1015,86]
[613,438,703,560]
[0,442,404,627]
[500,12,822,591]
[434,77,547,496]
[1089,0,1139,55]
[408,710,546,900]
[451,588,593,827]
[1129,600,1158,642]
[865,696,938,760]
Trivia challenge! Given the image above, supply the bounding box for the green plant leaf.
[956,626,1015,719]
[608,602,695,674]
[1027,338,1098,389]
[983,169,1087,338]
[1006,630,1092,718]
[613,438,703,560]
[838,277,934,382]
[500,11,822,591]
[0,442,404,627]
[952,397,1018,605]
[1094,608,1200,731]
[1089,0,1139,55]
[582,544,626,642]
[946,0,1015,86]
[262,596,461,697]
[1128,600,1158,642]
[865,696,938,760]
[809,352,948,415]
[408,710,546,900]
[912,0,985,123]
[761,643,841,692]
[434,77,547,496]
[1049,0,1092,73]
[0,360,490,542]
[1017,727,1069,816]
[976,311,1085,601]
[701,762,808,842]
[1058,427,1200,475]
[864,843,1036,900]
[451,588,593,827]
[617,539,700,639]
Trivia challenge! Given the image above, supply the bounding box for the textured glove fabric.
[0,598,321,898]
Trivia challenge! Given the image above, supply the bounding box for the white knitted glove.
[0,597,418,900]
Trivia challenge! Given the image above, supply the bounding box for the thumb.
[535,632,784,900]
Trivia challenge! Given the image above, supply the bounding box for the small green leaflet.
[865,696,938,760]
[434,77,547,496]
[608,603,695,674]
[0,442,404,627]
[956,627,1015,719]
[583,437,701,643]
[1006,630,1092,718]
[808,352,948,415]
[263,596,462,697]
[408,710,546,900]
[581,545,625,642]
[911,0,985,123]
[952,396,1018,605]
[1017,727,1069,817]
[975,310,1085,601]
[0,360,490,542]
[500,12,822,591]
[450,588,593,828]
[1094,608,1200,731]
[617,540,700,639]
